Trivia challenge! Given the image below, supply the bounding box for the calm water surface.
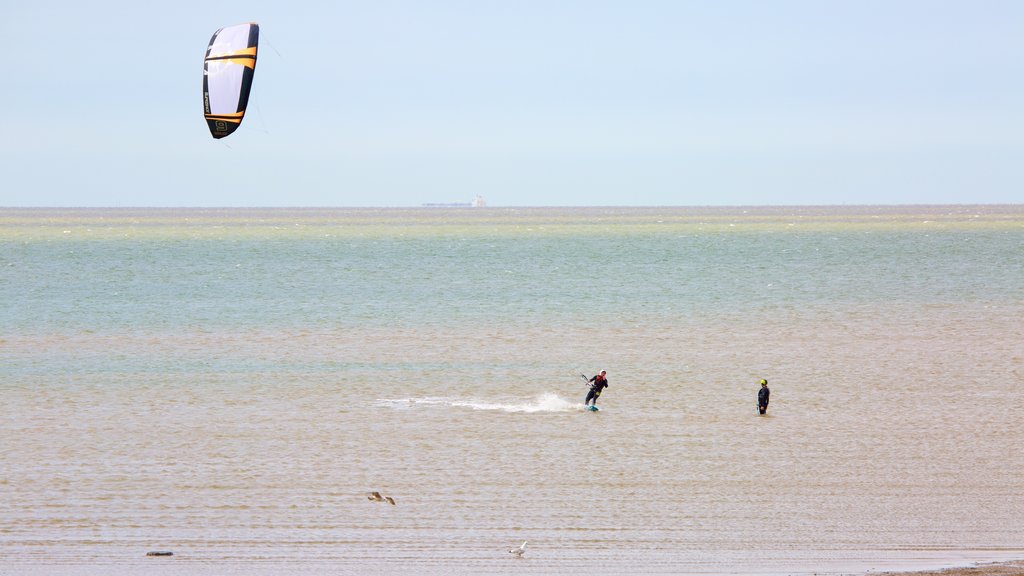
[2,206,1023,575]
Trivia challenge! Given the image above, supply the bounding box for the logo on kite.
[202,22,259,139]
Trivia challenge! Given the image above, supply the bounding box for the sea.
[2,206,1022,576]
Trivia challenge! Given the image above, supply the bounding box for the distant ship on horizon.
[423,195,486,208]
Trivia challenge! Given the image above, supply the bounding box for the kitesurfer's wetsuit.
[586,374,608,406]
[758,382,770,414]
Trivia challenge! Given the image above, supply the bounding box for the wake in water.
[375,392,585,413]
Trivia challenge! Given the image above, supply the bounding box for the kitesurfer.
[757,379,770,414]
[585,371,608,407]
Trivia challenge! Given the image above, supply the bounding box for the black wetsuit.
[758,385,770,414]
[586,375,608,406]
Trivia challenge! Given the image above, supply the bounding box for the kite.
[203,23,259,139]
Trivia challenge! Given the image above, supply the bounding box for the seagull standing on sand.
[509,540,527,558]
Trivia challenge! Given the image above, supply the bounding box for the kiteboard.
[586,405,599,412]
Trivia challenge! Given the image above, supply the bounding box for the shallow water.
[2,206,1023,575]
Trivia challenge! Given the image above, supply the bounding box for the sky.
[1,0,1021,207]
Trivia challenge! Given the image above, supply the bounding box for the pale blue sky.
[1,0,1021,206]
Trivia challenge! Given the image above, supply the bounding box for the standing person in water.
[585,370,608,407]
[757,379,770,414]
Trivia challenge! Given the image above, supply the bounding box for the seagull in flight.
[367,492,396,505]
[509,540,527,558]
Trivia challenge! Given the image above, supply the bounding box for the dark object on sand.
[146,551,174,557]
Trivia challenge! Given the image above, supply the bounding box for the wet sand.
[881,561,1024,576]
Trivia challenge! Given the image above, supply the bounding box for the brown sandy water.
[2,206,1022,574]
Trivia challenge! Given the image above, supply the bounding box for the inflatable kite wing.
[203,22,259,139]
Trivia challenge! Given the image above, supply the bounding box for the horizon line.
[2,203,1021,210]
